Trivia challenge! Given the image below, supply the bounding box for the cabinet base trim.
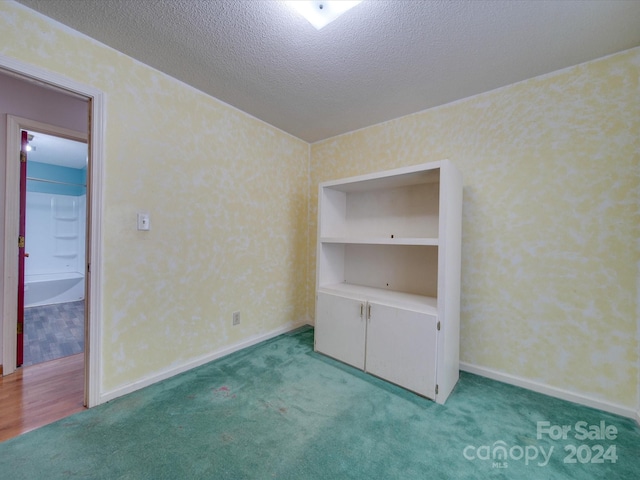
[460,362,636,420]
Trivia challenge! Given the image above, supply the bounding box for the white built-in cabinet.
[314,160,462,404]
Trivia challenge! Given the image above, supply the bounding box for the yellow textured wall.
[309,48,639,409]
[1,2,309,393]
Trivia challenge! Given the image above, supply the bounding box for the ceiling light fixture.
[26,133,34,152]
[285,1,363,30]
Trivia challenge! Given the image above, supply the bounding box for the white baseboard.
[460,362,637,420]
[636,410,640,427]
[99,321,308,404]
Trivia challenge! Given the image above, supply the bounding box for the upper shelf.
[319,181,440,239]
[320,237,438,246]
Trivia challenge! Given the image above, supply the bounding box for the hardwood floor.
[0,353,85,443]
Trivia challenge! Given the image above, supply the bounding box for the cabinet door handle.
[360,303,364,318]
[367,304,371,320]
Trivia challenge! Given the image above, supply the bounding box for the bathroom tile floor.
[23,301,84,367]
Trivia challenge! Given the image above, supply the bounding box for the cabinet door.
[365,302,438,398]
[315,292,366,370]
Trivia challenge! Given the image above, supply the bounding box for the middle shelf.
[317,242,439,298]
[321,236,438,246]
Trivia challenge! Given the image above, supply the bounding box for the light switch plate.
[137,213,150,231]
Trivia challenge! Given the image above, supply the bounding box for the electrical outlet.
[232,311,240,326]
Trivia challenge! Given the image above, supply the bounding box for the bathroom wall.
[309,48,640,412]
[27,162,87,196]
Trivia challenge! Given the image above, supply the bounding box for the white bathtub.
[24,272,85,308]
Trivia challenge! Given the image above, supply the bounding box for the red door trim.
[17,130,28,367]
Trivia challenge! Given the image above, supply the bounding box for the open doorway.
[1,106,90,440]
[1,55,105,411]
[22,131,88,368]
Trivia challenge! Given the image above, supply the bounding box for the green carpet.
[1,326,638,479]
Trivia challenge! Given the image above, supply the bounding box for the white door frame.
[1,55,104,408]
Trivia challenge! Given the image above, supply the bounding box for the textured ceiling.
[14,0,640,143]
